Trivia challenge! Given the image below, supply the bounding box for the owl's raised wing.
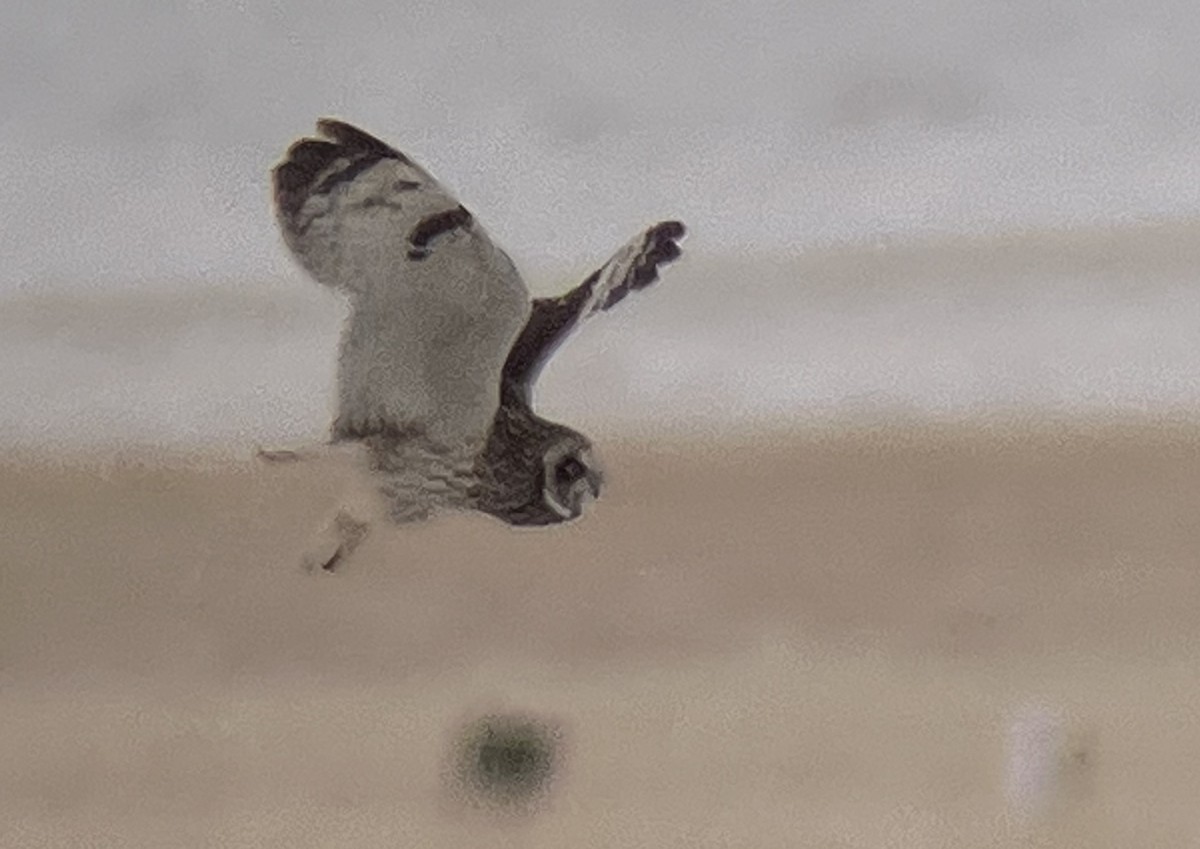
[272,119,532,447]
[500,221,685,408]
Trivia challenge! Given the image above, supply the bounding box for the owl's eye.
[554,456,588,486]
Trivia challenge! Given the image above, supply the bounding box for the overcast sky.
[4,0,1200,292]
[5,1,1200,446]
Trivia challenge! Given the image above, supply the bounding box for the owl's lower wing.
[501,220,685,406]
[272,119,532,446]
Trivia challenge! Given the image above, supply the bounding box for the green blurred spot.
[451,713,561,809]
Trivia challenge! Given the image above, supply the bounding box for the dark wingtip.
[315,117,409,162]
[275,138,339,175]
[272,118,410,220]
[500,218,687,403]
[631,219,686,289]
[594,219,686,311]
[658,220,686,241]
[272,138,344,217]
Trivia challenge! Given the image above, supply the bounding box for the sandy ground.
[4,421,1200,847]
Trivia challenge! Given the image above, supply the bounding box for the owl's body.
[269,119,685,569]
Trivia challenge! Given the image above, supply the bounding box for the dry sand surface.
[4,421,1200,847]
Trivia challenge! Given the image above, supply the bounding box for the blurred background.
[8,6,1200,844]
[3,0,1200,449]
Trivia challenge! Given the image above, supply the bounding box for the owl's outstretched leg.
[255,441,385,574]
[301,506,372,573]
[255,445,324,463]
[298,459,389,574]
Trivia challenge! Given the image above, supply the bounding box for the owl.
[266,119,685,572]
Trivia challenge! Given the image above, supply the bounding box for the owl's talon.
[299,508,372,574]
[302,546,343,573]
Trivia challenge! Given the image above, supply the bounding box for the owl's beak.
[585,467,603,499]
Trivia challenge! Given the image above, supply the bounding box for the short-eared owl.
[268,119,685,571]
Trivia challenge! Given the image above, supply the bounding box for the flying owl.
[266,119,685,572]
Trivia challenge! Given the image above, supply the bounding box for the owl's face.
[540,436,603,523]
[473,414,605,527]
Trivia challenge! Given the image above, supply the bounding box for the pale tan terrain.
[3,422,1200,847]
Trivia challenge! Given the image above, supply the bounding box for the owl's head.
[476,415,604,527]
[539,433,603,523]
